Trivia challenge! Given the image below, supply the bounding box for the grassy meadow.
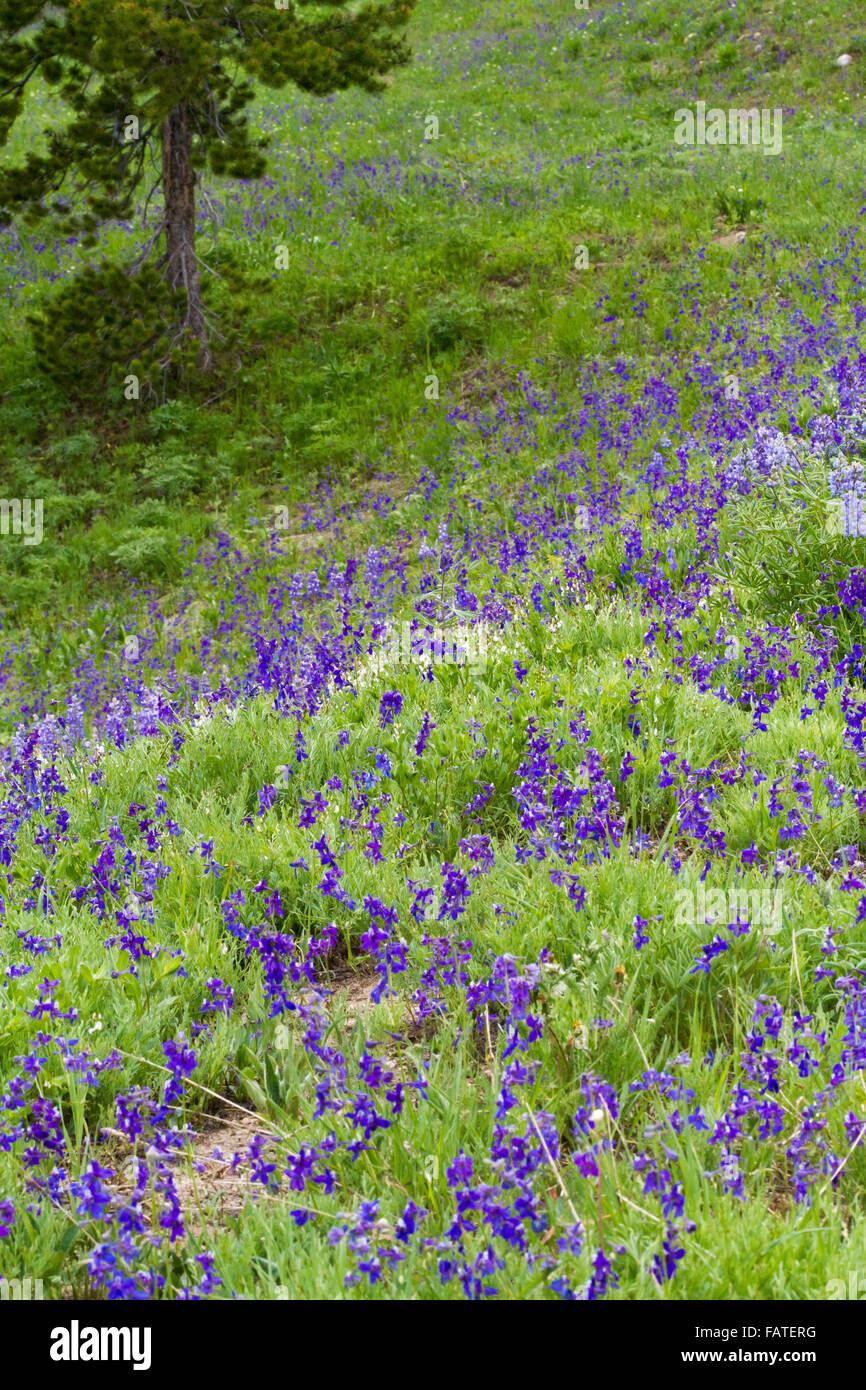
[1,0,866,1303]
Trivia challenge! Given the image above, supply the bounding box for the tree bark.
[161,105,210,369]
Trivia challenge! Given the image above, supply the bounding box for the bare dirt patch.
[169,1108,281,1229]
[327,960,382,1027]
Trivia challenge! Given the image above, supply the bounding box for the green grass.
[0,0,863,629]
[1,0,866,1301]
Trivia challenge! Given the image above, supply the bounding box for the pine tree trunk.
[161,105,210,369]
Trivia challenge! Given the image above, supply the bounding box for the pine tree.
[0,1,416,371]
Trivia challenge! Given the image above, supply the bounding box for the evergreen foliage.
[0,0,416,377]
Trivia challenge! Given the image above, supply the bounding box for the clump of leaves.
[417,294,485,354]
[712,186,765,224]
[715,451,858,636]
[714,41,740,71]
[109,525,181,580]
[136,451,204,500]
